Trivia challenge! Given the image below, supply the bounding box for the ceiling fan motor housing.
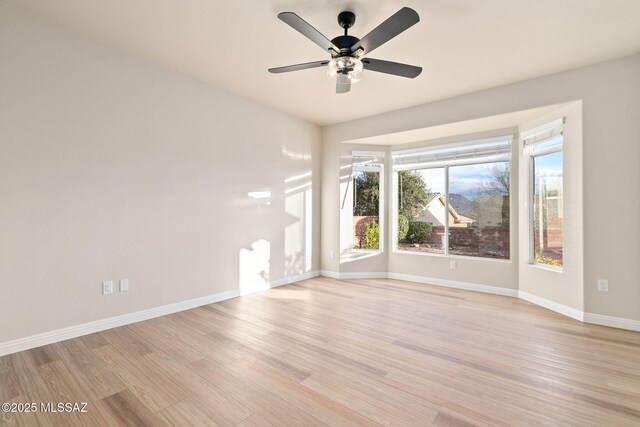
[330,35,360,56]
[333,11,360,56]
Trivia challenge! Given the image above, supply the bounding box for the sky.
[534,151,563,178]
[415,152,562,201]
[417,161,509,200]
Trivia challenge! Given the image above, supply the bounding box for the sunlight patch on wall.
[305,188,313,271]
[285,190,306,277]
[284,169,313,276]
[284,171,312,183]
[239,239,270,295]
[281,148,311,161]
[247,191,271,199]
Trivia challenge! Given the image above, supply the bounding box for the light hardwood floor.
[1,277,640,426]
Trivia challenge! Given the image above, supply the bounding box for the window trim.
[351,157,384,253]
[527,144,564,270]
[523,118,564,269]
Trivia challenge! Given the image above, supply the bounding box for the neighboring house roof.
[418,193,474,227]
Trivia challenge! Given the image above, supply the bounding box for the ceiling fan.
[268,7,422,94]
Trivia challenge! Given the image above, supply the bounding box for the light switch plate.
[120,278,129,292]
[102,280,113,295]
[450,260,457,270]
[597,279,609,292]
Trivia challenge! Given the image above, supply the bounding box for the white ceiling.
[11,0,640,125]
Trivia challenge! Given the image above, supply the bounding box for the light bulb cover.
[327,56,363,83]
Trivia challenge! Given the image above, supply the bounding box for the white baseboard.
[518,291,584,321]
[267,270,320,288]
[517,291,640,331]
[0,270,319,357]
[319,270,340,279]
[584,312,640,332]
[319,270,389,280]
[338,271,389,280]
[388,272,518,297]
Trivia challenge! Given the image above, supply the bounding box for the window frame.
[392,146,513,261]
[394,164,449,255]
[526,141,564,271]
[351,153,384,253]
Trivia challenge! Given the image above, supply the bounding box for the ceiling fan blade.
[268,60,329,74]
[336,74,351,94]
[362,58,422,78]
[278,12,340,54]
[351,7,419,56]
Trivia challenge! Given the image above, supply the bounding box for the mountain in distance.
[448,193,478,217]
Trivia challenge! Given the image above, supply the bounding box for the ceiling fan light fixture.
[327,56,363,83]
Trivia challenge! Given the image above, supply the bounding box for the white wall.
[321,53,640,321]
[0,3,321,343]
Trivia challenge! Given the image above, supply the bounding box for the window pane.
[532,151,563,267]
[353,171,379,249]
[447,162,510,259]
[397,168,445,254]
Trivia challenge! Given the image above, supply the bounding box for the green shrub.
[397,215,409,241]
[407,221,432,243]
[354,216,377,248]
[364,223,380,249]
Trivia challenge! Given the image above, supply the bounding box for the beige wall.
[518,103,584,311]
[321,53,640,321]
[0,3,321,343]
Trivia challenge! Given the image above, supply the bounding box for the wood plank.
[187,357,325,426]
[157,399,219,427]
[234,413,273,427]
[142,351,252,427]
[56,338,126,401]
[36,359,108,426]
[92,345,185,412]
[226,357,381,426]
[93,389,169,427]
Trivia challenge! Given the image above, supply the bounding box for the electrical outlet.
[597,279,609,292]
[102,280,113,295]
[330,250,335,259]
[450,260,457,270]
[120,278,129,292]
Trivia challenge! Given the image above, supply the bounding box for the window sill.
[392,249,512,263]
[528,263,563,273]
[341,249,383,263]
